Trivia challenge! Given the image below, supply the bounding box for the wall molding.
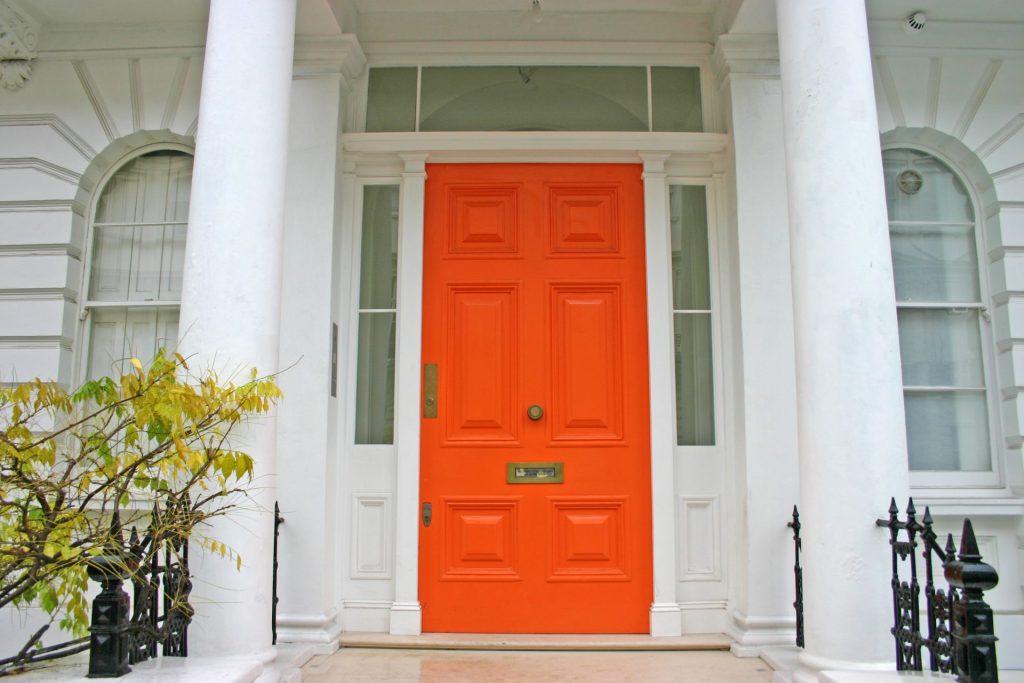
[0,157,82,184]
[0,114,97,160]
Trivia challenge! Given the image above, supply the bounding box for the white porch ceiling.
[12,0,1024,47]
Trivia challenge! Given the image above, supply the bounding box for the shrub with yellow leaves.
[0,350,281,662]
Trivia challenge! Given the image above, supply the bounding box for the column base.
[389,602,422,635]
[792,652,894,683]
[274,609,342,655]
[649,602,682,636]
[727,611,797,657]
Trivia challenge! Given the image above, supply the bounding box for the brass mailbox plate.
[506,462,564,484]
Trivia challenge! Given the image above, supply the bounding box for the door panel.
[420,164,651,633]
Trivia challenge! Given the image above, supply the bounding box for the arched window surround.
[74,132,195,384]
[881,127,1011,493]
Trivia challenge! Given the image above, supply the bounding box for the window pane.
[90,151,192,303]
[904,391,990,471]
[95,151,192,224]
[897,309,984,387]
[670,185,710,310]
[674,314,715,445]
[890,223,981,303]
[359,186,400,309]
[883,149,973,223]
[366,67,417,133]
[86,308,179,379]
[651,66,702,132]
[419,66,648,132]
[355,312,396,444]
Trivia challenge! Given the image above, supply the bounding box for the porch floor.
[302,647,773,683]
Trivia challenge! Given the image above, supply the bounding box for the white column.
[641,153,682,637]
[776,0,910,677]
[390,154,428,635]
[715,35,802,656]
[179,0,296,658]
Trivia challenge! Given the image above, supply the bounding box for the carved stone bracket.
[0,0,41,90]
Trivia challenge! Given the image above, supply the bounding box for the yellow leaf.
[130,357,144,374]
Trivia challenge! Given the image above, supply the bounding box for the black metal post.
[272,501,284,646]
[945,519,999,683]
[86,556,132,678]
[787,505,804,648]
[920,509,956,674]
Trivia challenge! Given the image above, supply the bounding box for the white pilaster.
[775,0,910,678]
[178,0,296,658]
[390,153,428,635]
[274,68,349,651]
[715,34,802,656]
[642,152,683,637]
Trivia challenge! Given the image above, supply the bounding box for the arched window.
[883,148,997,481]
[82,150,193,379]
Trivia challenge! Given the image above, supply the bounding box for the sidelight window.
[670,185,715,446]
[354,185,400,444]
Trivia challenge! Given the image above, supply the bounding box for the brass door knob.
[527,405,544,420]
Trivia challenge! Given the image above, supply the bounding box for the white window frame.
[345,177,403,450]
[74,142,195,385]
[666,179,725,450]
[882,143,1005,491]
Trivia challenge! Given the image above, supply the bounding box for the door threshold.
[339,632,731,651]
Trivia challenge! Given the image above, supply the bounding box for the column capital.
[400,152,428,176]
[0,0,40,91]
[639,152,670,175]
[294,33,365,87]
[712,33,780,90]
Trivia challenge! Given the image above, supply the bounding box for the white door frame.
[339,131,729,636]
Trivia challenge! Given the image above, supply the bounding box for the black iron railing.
[787,505,804,648]
[878,498,999,682]
[786,500,999,682]
[272,501,284,646]
[87,503,192,677]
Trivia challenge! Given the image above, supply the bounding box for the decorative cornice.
[294,34,366,87]
[0,0,40,90]
[712,33,780,88]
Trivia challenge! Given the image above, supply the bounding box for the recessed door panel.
[444,285,519,445]
[550,284,625,443]
[421,164,651,633]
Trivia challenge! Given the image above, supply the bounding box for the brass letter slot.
[424,363,438,418]
[506,462,564,484]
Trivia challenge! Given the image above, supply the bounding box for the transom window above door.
[365,66,702,133]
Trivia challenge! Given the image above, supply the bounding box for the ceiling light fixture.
[531,0,543,24]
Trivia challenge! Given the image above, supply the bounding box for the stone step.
[339,632,732,651]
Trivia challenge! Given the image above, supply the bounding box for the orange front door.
[419,164,652,633]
